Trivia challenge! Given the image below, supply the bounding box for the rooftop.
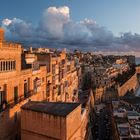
[122,97,140,105]
[21,101,80,117]
[113,100,140,139]
[127,111,140,117]
[115,116,128,124]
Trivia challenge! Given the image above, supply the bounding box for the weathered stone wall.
[21,110,66,140]
[118,73,138,97]
[0,93,45,140]
[0,65,46,140]
[66,106,81,140]
[21,105,82,140]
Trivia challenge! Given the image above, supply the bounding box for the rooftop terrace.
[21,101,80,117]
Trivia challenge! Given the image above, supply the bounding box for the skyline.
[1,0,140,53]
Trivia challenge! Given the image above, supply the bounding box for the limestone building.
[0,28,47,140]
[25,49,79,102]
[21,101,83,140]
[0,28,82,140]
[21,90,94,140]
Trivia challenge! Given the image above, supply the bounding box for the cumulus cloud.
[2,17,34,41]
[63,21,93,43]
[2,18,12,26]
[39,6,70,38]
[1,6,140,52]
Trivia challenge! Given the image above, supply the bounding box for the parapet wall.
[118,73,138,97]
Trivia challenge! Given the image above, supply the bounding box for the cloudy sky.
[1,0,140,52]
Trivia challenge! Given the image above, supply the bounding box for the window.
[14,86,18,104]
[0,86,7,111]
[24,82,28,98]
[0,60,16,72]
[52,88,55,100]
[6,61,8,70]
[11,61,13,70]
[0,62,2,71]
[33,80,37,93]
[46,86,50,97]
[13,61,16,69]
[58,85,61,95]
[3,61,5,71]
[28,78,30,92]
[33,77,41,93]
[8,61,10,70]
[52,64,55,75]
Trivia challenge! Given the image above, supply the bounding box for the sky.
[1,0,140,52]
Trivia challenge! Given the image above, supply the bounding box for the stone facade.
[20,90,94,140]
[118,73,138,97]
[0,28,80,140]
[0,28,47,140]
[25,49,79,102]
[21,102,82,140]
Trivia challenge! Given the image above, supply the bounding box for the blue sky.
[1,0,140,52]
[1,0,140,35]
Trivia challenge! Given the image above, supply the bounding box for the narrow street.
[91,104,113,140]
[98,108,107,140]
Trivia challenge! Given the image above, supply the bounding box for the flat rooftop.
[122,97,140,105]
[127,111,140,116]
[115,116,128,124]
[21,101,80,117]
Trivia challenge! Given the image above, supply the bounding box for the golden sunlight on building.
[21,101,82,140]
[0,28,46,140]
[0,28,81,140]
